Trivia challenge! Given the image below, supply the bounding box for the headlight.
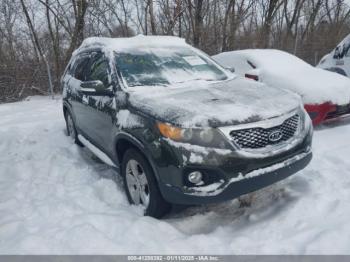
[156,122,232,149]
[156,122,183,141]
[199,129,214,143]
[299,106,313,133]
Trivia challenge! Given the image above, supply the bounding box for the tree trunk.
[148,0,157,35]
[20,0,54,98]
[64,0,88,64]
[193,0,204,47]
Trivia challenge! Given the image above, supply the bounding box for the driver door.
[81,52,117,153]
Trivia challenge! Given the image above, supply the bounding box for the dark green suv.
[62,36,313,218]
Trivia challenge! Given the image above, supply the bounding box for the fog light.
[188,171,203,184]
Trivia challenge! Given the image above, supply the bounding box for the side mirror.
[80,80,114,97]
[225,67,235,73]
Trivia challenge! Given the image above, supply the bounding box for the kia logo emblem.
[269,130,283,142]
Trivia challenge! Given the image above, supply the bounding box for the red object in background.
[304,102,337,126]
[245,74,259,81]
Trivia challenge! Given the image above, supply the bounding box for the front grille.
[326,104,350,119]
[230,114,300,149]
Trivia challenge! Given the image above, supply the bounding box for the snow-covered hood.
[261,67,350,105]
[127,78,301,128]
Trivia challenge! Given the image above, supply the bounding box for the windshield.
[114,47,228,87]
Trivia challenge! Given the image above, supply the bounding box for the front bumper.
[154,128,313,205]
[159,150,312,205]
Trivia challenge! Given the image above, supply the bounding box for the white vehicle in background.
[318,34,350,77]
[213,49,350,125]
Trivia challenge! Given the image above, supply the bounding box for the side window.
[72,56,90,81]
[87,53,110,87]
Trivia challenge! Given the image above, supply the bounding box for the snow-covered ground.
[1,96,350,254]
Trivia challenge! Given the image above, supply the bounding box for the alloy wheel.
[125,159,150,208]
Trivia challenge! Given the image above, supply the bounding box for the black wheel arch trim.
[62,101,75,120]
[113,132,161,182]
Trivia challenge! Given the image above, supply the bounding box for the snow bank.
[213,49,350,105]
[1,97,350,254]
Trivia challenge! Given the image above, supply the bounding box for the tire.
[65,110,84,147]
[122,148,171,218]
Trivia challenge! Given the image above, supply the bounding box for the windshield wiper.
[174,78,217,84]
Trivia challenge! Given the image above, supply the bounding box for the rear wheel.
[65,111,83,147]
[122,148,171,218]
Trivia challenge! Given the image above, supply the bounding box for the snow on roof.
[75,35,189,54]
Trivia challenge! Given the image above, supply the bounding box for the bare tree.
[64,0,89,63]
[2,0,350,102]
[258,0,284,48]
[20,0,54,98]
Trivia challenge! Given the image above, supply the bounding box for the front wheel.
[122,148,171,218]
